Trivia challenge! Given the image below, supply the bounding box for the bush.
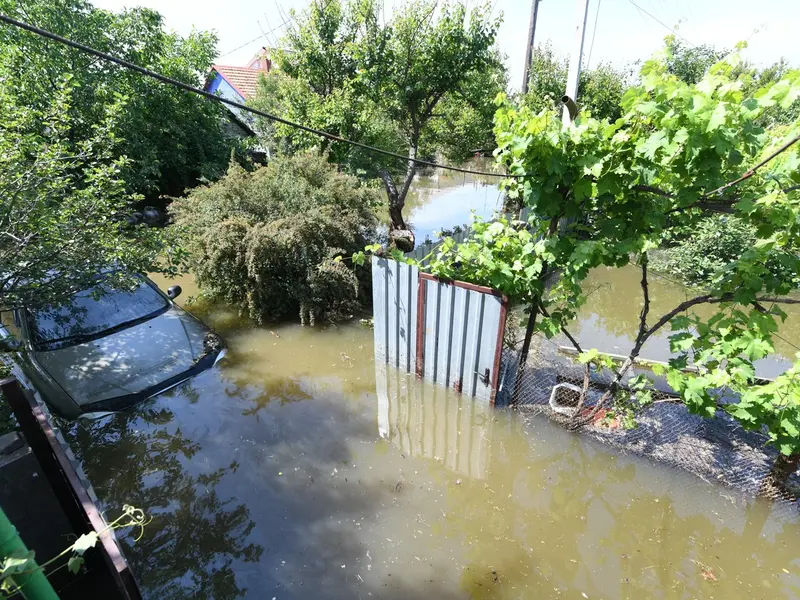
[655,216,797,287]
[171,153,379,324]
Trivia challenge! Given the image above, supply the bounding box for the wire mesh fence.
[496,312,800,504]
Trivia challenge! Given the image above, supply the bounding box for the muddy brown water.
[570,266,800,379]
[59,266,800,600]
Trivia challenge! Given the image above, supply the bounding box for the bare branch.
[754,296,800,305]
[703,133,800,199]
[643,293,720,341]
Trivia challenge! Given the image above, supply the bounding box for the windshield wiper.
[41,332,96,347]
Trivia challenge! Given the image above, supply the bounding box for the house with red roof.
[205,49,272,140]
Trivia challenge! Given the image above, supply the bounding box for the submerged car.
[0,274,225,418]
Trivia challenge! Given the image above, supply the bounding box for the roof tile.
[212,65,269,100]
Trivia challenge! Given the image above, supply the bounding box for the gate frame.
[415,272,508,404]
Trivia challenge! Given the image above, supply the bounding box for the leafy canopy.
[522,42,632,123]
[252,0,504,230]
[0,0,233,200]
[424,42,800,456]
[653,215,798,287]
[0,78,173,311]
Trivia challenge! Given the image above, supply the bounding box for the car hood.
[33,308,209,406]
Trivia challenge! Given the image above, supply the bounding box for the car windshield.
[27,278,169,346]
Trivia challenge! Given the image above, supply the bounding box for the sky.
[91,0,800,91]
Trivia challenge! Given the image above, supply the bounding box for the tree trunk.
[511,305,539,404]
[380,141,418,251]
[388,200,407,231]
[759,452,800,500]
[380,170,407,230]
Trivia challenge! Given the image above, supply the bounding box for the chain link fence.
[496,312,799,504]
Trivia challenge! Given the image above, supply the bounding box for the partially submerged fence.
[372,256,508,403]
[500,330,799,504]
[376,209,798,502]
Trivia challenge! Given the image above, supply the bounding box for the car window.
[27,279,169,346]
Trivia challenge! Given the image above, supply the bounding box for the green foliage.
[252,0,504,229]
[654,215,797,286]
[467,42,800,459]
[725,360,800,456]
[1,505,148,597]
[415,215,545,304]
[663,37,800,128]
[522,42,631,122]
[664,38,727,85]
[0,78,173,311]
[578,348,615,371]
[750,58,800,127]
[171,153,379,324]
[0,0,232,200]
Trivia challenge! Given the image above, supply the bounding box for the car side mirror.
[0,337,22,352]
[167,285,182,300]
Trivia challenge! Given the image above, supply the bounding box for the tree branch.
[643,293,720,342]
[754,296,800,305]
[636,253,650,353]
[632,184,675,199]
[703,133,800,199]
[538,302,583,354]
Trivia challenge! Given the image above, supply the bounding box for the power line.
[626,0,695,47]
[586,0,602,69]
[217,18,291,58]
[0,13,516,180]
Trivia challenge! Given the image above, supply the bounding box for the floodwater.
[62,273,800,599]
[569,265,800,379]
[384,158,502,243]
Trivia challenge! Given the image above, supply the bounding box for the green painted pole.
[0,507,60,600]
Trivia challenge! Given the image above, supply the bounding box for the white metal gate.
[371,256,507,403]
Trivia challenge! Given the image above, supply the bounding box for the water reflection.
[57,274,800,599]
[376,363,493,479]
[66,401,262,598]
[568,265,800,379]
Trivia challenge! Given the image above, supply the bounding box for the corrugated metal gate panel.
[372,256,506,403]
[372,257,418,370]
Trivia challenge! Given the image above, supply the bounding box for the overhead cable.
[0,13,516,179]
[626,0,695,47]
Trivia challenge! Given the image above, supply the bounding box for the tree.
[170,153,379,324]
[664,38,727,84]
[0,0,232,201]
[420,44,800,494]
[251,0,504,247]
[521,42,631,123]
[0,78,172,311]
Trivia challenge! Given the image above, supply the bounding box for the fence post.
[0,506,60,600]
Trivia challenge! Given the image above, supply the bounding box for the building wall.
[207,74,256,139]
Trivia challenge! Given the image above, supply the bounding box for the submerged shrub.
[654,215,797,287]
[171,153,379,323]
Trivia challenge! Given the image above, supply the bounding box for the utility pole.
[521,0,540,95]
[562,0,591,125]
